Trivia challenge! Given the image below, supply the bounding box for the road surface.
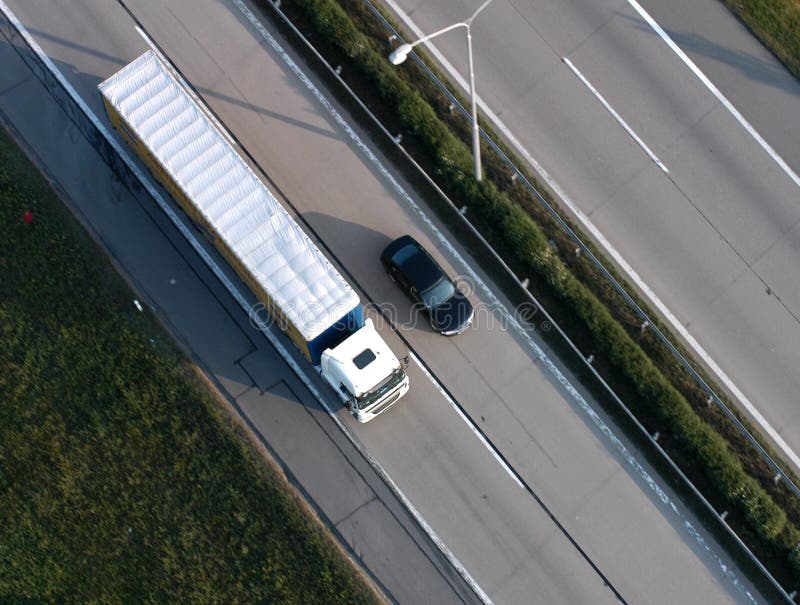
[380,0,800,470]
[0,0,773,602]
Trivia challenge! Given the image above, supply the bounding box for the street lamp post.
[389,0,493,182]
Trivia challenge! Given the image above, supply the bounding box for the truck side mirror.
[401,355,410,368]
[339,384,353,409]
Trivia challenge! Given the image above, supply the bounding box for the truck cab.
[320,319,409,422]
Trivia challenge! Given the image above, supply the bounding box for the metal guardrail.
[359,0,800,507]
[0,2,794,601]
[258,0,798,601]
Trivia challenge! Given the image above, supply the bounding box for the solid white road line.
[143,10,492,605]
[382,0,800,475]
[0,3,494,604]
[618,0,800,474]
[226,7,500,605]
[563,57,669,174]
[226,2,757,600]
[0,0,755,598]
[408,350,525,490]
[623,0,800,190]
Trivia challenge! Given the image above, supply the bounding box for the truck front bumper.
[354,377,410,423]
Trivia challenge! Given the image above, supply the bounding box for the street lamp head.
[389,44,413,65]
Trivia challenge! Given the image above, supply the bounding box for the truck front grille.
[366,388,401,417]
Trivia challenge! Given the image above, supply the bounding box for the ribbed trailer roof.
[99,51,359,342]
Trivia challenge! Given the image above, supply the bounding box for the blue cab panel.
[307,305,365,365]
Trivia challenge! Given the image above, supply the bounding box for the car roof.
[394,239,444,290]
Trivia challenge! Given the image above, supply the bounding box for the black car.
[381,235,474,336]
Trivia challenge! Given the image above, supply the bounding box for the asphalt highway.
[0,0,774,603]
[381,0,800,469]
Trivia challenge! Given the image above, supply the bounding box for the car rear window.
[392,243,419,266]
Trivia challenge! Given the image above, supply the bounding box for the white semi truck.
[99,51,409,422]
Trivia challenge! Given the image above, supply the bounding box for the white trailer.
[99,51,408,421]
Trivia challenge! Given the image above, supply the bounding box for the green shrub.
[720,0,800,78]
[282,0,800,585]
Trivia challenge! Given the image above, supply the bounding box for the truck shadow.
[300,211,438,336]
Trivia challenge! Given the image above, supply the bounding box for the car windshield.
[421,278,455,309]
[355,367,405,409]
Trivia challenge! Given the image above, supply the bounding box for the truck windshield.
[355,367,405,410]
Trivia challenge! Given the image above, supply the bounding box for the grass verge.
[259,0,800,590]
[720,0,800,79]
[0,125,378,604]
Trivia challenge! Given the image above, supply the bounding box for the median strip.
[259,0,800,594]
